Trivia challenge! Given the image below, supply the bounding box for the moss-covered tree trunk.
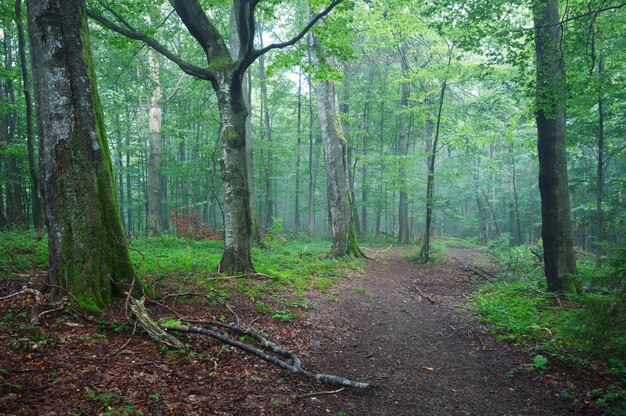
[27,0,138,310]
[311,35,363,258]
[533,0,578,293]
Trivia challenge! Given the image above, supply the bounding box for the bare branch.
[87,8,216,82]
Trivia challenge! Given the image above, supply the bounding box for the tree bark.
[146,50,163,236]
[27,0,139,310]
[595,52,605,259]
[533,0,578,293]
[15,0,43,232]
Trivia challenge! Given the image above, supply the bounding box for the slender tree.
[27,0,139,310]
[15,0,43,232]
[146,50,163,236]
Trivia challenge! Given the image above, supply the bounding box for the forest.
[0,0,624,415]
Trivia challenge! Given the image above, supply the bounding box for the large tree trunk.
[311,37,362,257]
[27,0,138,310]
[533,0,578,293]
[397,45,410,244]
[146,50,163,236]
[16,0,43,232]
[216,77,254,272]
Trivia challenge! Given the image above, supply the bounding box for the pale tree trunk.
[311,35,362,257]
[27,0,138,310]
[397,44,410,244]
[533,0,578,293]
[16,0,43,232]
[307,57,316,233]
[294,68,303,231]
[341,66,361,237]
[146,50,163,236]
[595,52,605,261]
[258,32,273,229]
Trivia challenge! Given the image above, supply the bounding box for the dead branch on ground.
[128,297,370,390]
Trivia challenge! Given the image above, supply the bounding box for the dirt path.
[295,247,583,416]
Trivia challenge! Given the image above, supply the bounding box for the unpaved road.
[296,247,588,416]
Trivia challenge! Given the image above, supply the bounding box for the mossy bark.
[27,0,139,310]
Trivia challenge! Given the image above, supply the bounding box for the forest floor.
[0,246,603,415]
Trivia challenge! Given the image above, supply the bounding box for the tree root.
[128,296,370,390]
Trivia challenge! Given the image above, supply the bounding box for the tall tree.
[146,49,163,236]
[533,0,578,292]
[89,0,343,272]
[397,43,410,244]
[310,32,364,257]
[27,0,139,310]
[15,0,43,232]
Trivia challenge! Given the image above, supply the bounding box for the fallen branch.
[411,285,436,304]
[128,297,184,348]
[0,287,44,302]
[296,387,345,399]
[361,245,393,253]
[126,296,369,389]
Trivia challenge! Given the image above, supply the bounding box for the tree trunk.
[146,50,163,236]
[3,32,27,230]
[294,68,302,231]
[258,35,273,230]
[421,77,449,263]
[595,52,605,260]
[397,45,410,244]
[533,0,578,293]
[27,0,138,310]
[216,77,254,272]
[311,36,362,257]
[16,0,43,232]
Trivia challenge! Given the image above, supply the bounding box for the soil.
[0,247,606,415]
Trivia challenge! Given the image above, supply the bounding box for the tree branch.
[86,8,216,82]
[168,0,231,68]
[250,0,344,61]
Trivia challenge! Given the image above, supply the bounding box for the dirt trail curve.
[297,247,585,416]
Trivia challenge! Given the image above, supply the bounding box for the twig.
[107,320,138,359]
[296,387,345,399]
[361,245,393,253]
[0,288,44,302]
[411,285,436,304]
[211,272,272,280]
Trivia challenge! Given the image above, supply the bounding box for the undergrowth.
[0,230,364,318]
[473,236,625,414]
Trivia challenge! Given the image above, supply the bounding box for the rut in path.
[298,247,581,416]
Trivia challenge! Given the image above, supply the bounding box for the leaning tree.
[27,0,140,310]
[87,0,345,272]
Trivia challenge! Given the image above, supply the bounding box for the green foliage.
[86,390,143,415]
[475,242,626,414]
[0,231,48,279]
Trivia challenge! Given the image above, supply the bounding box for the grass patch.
[0,230,47,279]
